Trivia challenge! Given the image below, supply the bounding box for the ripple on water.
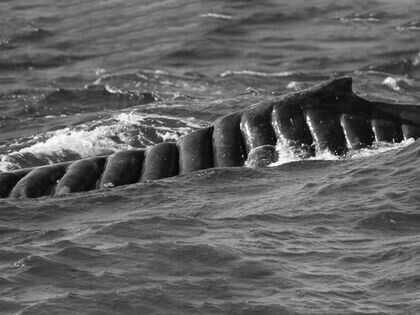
[230,260,274,278]
[12,254,126,292]
[1,1,420,314]
[356,211,420,235]
[0,299,22,314]
[96,216,207,240]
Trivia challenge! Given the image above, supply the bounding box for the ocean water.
[1,0,420,314]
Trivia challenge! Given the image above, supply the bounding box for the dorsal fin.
[316,77,353,96]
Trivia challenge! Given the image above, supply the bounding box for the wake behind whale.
[1,77,419,199]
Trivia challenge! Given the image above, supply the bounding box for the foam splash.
[269,142,300,166]
[270,139,415,167]
[382,76,414,92]
[338,12,383,23]
[220,70,295,78]
[0,125,132,171]
[0,112,206,171]
[270,141,340,167]
[286,81,305,91]
[382,77,401,91]
[200,13,233,20]
[347,139,415,159]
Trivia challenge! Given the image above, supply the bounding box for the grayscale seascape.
[1,1,420,314]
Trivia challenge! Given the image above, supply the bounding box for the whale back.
[2,77,420,199]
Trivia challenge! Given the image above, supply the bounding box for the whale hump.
[2,77,420,199]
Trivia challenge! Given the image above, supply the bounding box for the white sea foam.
[269,139,414,167]
[269,141,301,167]
[0,112,206,171]
[0,156,17,172]
[348,139,414,160]
[220,70,295,78]
[340,17,380,23]
[115,112,204,129]
[95,68,106,76]
[338,13,381,23]
[200,13,233,20]
[382,76,414,92]
[19,127,129,156]
[286,81,304,91]
[382,77,401,91]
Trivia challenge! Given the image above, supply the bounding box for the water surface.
[1,1,420,314]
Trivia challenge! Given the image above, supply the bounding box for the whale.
[1,77,420,199]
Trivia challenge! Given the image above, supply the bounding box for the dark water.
[1,1,420,314]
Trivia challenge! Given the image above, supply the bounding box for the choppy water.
[1,1,420,314]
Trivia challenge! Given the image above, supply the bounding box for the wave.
[397,20,420,32]
[226,4,355,27]
[0,82,156,129]
[0,225,21,235]
[0,299,22,314]
[0,53,97,71]
[237,10,303,25]
[111,241,239,267]
[96,216,206,240]
[41,84,155,113]
[231,260,274,278]
[362,52,420,76]
[0,248,28,262]
[12,254,120,292]
[10,27,52,43]
[371,271,420,292]
[163,46,239,64]
[357,211,420,234]
[13,287,300,315]
[219,70,331,84]
[94,69,219,102]
[55,246,105,262]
